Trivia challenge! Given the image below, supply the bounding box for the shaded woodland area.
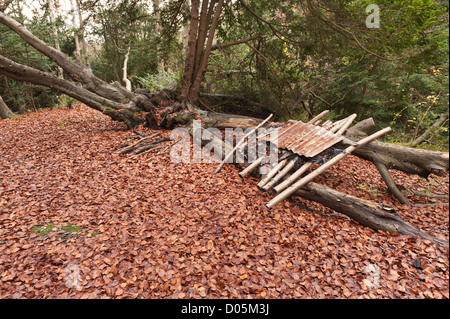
[0,0,449,300]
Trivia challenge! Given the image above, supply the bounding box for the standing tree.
[180,0,225,106]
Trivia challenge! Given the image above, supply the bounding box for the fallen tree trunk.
[0,95,14,119]
[158,108,263,130]
[295,182,448,247]
[172,111,449,180]
[180,111,448,247]
[341,118,449,204]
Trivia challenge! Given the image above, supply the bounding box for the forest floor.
[0,104,448,299]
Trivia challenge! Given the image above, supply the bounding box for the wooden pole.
[273,161,313,193]
[261,159,295,190]
[321,120,333,128]
[267,127,392,208]
[214,113,273,173]
[335,113,357,135]
[239,156,265,177]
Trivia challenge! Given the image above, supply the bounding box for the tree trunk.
[152,0,165,73]
[180,0,225,106]
[159,108,264,130]
[122,46,132,91]
[0,12,126,102]
[70,0,83,64]
[0,55,144,128]
[180,0,200,103]
[0,95,14,119]
[0,11,156,128]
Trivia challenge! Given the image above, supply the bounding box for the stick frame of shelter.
[265,114,357,193]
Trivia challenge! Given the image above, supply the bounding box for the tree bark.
[267,127,392,209]
[152,0,165,72]
[371,153,412,205]
[0,55,144,128]
[295,182,448,247]
[48,0,64,79]
[122,46,132,91]
[180,0,200,103]
[188,0,224,105]
[180,0,225,106]
[0,95,14,119]
[70,0,83,65]
[344,118,449,179]
[159,107,264,130]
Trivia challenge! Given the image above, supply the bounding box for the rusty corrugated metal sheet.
[276,121,343,157]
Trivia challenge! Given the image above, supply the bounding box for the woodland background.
[0,0,448,149]
[0,0,449,300]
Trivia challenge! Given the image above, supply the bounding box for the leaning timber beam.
[214,113,273,173]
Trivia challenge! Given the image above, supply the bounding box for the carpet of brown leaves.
[0,104,448,299]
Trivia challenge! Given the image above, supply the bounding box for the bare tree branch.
[211,34,262,51]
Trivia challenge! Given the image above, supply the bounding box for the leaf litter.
[0,104,448,299]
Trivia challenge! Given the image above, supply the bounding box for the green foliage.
[90,0,161,83]
[200,0,448,149]
[0,5,70,113]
